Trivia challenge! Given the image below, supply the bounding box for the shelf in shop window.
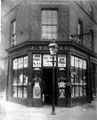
[23,83,28,86]
[13,83,17,86]
[83,83,86,85]
[80,83,83,85]
[74,83,80,85]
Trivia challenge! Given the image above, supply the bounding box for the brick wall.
[69,1,97,51]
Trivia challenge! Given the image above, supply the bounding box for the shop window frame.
[71,55,87,98]
[12,56,28,99]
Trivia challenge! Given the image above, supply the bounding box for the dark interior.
[43,68,57,105]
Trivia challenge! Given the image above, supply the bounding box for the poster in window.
[83,60,87,69]
[43,55,56,66]
[13,59,18,70]
[71,56,74,67]
[33,54,41,67]
[58,54,66,67]
[24,56,28,68]
[75,57,78,68]
[18,58,23,69]
[33,82,41,98]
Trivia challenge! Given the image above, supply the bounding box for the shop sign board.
[58,54,66,67]
[43,55,56,67]
[33,54,41,67]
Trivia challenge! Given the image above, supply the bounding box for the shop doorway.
[43,68,57,105]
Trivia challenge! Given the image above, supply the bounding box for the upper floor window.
[78,19,83,44]
[41,10,58,40]
[89,5,94,18]
[90,29,94,50]
[11,20,16,46]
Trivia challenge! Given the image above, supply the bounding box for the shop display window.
[12,56,28,98]
[71,55,87,98]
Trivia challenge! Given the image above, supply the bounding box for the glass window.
[11,20,16,46]
[71,55,87,98]
[41,10,58,40]
[12,56,28,98]
[90,29,94,50]
[89,5,94,18]
[78,20,83,44]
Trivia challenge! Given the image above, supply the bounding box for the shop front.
[7,41,96,107]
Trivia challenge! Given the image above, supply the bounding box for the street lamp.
[48,42,59,115]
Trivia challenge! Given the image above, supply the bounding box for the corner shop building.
[3,0,97,107]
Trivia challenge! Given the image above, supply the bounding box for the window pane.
[52,33,57,39]
[24,87,27,98]
[24,69,28,85]
[13,59,18,70]
[79,58,82,69]
[18,87,22,97]
[18,58,23,69]
[47,10,52,17]
[52,26,57,32]
[18,70,23,85]
[75,68,78,84]
[71,67,75,84]
[47,33,52,39]
[42,10,47,17]
[42,26,47,32]
[80,86,83,96]
[47,26,52,32]
[13,86,17,97]
[24,56,28,68]
[71,56,75,67]
[12,20,16,34]
[42,18,48,24]
[83,60,87,69]
[42,33,47,39]
[52,18,57,24]
[75,86,79,97]
[13,70,18,84]
[52,11,57,17]
[75,57,78,68]
[48,18,52,24]
[71,86,75,98]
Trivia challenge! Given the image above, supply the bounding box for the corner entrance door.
[43,68,57,105]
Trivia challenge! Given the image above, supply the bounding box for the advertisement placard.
[58,54,66,67]
[33,54,41,67]
[43,55,56,67]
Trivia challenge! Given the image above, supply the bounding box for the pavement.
[0,98,97,120]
